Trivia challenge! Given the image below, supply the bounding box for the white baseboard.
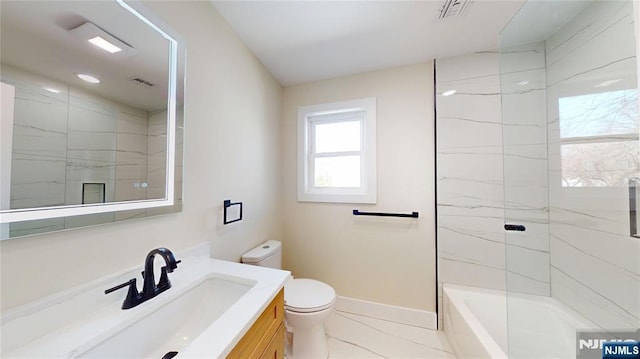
[335,296,437,330]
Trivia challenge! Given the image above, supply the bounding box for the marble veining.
[551,264,638,321]
[544,0,639,331]
[326,311,456,359]
[545,2,628,61]
[548,56,636,87]
[13,123,66,136]
[436,42,552,332]
[436,57,506,304]
[438,226,504,245]
[440,256,504,272]
[546,23,591,55]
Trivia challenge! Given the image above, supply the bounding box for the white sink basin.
[79,277,251,358]
[1,255,290,358]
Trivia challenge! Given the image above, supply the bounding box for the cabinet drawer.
[259,323,285,359]
[227,288,284,358]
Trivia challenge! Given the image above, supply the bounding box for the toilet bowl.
[241,240,335,359]
[284,278,335,359]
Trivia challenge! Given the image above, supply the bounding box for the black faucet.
[105,247,181,309]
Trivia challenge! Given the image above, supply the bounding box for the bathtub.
[443,284,597,359]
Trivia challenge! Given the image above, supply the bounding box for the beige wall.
[0,1,283,311]
[281,63,436,311]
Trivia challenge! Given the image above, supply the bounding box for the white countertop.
[1,252,290,358]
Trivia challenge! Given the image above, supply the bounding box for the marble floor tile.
[325,311,456,359]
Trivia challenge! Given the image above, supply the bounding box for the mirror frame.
[631,177,639,238]
[0,0,179,225]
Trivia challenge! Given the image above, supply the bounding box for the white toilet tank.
[241,240,282,269]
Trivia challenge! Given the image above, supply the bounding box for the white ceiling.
[211,0,526,86]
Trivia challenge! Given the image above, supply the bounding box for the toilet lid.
[285,278,336,313]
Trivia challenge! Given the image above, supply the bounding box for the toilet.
[242,240,335,359]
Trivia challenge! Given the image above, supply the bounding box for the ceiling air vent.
[129,77,155,88]
[439,0,471,19]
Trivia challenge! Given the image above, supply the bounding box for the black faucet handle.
[158,266,172,290]
[172,259,182,270]
[105,278,142,310]
[105,278,136,294]
[165,253,179,271]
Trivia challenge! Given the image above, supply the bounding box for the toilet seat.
[286,298,335,313]
[285,278,336,313]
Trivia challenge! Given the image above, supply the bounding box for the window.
[559,89,639,187]
[297,98,376,203]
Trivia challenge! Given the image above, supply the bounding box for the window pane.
[314,156,360,187]
[559,89,638,138]
[561,141,640,187]
[314,120,360,153]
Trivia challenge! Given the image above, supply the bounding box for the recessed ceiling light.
[88,36,122,53]
[442,90,457,96]
[43,87,60,93]
[594,79,621,87]
[77,74,101,84]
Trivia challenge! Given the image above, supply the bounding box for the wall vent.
[129,77,155,88]
[439,0,471,19]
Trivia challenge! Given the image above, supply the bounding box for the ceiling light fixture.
[88,36,122,53]
[594,79,621,88]
[442,90,457,96]
[77,74,101,84]
[69,22,135,56]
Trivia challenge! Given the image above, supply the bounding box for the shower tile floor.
[324,311,457,358]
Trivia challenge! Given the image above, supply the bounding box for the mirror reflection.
[0,0,184,239]
[632,177,640,238]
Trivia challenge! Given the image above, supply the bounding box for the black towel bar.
[352,209,419,218]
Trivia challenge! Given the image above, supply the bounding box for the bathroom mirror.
[0,0,184,239]
[631,178,640,238]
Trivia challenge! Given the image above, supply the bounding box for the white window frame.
[297,98,377,203]
[557,88,639,188]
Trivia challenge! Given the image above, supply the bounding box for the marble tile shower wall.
[64,90,123,229]
[545,0,639,330]
[7,77,68,235]
[147,110,168,201]
[114,108,150,203]
[9,79,68,210]
[436,52,507,305]
[500,42,550,296]
[437,0,639,331]
[3,69,155,235]
[111,102,150,223]
[435,45,551,324]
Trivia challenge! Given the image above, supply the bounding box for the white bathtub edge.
[443,284,508,359]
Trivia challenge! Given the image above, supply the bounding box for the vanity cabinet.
[227,288,285,359]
